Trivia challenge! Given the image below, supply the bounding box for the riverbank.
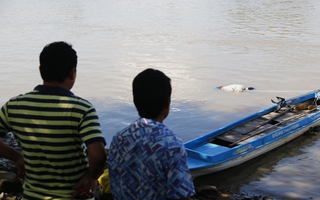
[0,133,273,200]
[0,168,273,200]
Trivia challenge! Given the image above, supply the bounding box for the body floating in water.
[217,84,254,92]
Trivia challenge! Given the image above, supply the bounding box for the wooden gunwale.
[209,105,315,147]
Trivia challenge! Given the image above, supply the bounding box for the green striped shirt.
[0,85,106,200]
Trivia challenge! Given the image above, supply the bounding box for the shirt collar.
[137,118,161,126]
[34,85,74,96]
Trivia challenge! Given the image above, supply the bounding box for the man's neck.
[43,81,71,90]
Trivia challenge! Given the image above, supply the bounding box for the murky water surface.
[1,0,320,199]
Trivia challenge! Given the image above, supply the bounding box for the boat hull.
[188,120,320,177]
[185,90,320,177]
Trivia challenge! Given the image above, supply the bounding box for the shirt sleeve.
[79,106,106,146]
[0,103,11,137]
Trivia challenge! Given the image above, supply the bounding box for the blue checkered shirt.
[108,118,195,200]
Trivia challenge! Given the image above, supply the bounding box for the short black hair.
[39,41,77,83]
[133,68,172,119]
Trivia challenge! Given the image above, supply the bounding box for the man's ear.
[165,98,171,109]
[69,67,77,80]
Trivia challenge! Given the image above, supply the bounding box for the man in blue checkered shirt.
[108,68,195,200]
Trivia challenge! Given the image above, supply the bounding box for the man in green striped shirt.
[0,41,107,200]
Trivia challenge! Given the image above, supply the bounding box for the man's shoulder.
[68,95,94,107]
[12,90,93,104]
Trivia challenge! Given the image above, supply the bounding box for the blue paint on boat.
[185,90,320,177]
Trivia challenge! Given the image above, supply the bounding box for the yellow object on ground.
[98,169,111,194]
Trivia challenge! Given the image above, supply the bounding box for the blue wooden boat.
[185,90,320,177]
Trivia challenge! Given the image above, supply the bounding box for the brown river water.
[1,0,320,199]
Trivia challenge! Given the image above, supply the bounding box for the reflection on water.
[241,133,320,199]
[1,0,320,198]
[94,97,267,147]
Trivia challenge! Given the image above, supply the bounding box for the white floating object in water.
[217,84,254,92]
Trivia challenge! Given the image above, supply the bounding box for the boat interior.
[208,98,319,148]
